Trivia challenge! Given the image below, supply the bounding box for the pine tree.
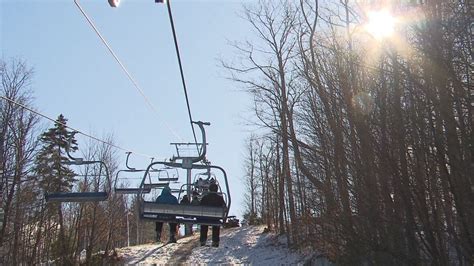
[35,114,77,194]
[35,114,78,264]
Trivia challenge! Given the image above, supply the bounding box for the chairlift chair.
[139,163,230,226]
[114,152,156,195]
[156,167,179,182]
[114,170,153,194]
[45,140,111,203]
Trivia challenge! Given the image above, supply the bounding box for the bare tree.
[232,0,473,263]
[0,59,40,264]
[224,0,302,244]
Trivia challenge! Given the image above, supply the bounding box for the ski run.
[115,225,332,265]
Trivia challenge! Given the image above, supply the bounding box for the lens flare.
[365,10,396,39]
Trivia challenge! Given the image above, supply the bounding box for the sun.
[365,10,396,39]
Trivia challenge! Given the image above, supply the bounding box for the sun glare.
[365,10,396,39]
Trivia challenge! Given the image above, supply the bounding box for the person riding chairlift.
[199,183,225,247]
[155,186,178,243]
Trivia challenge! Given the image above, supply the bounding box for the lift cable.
[73,0,183,142]
[165,0,200,153]
[1,95,156,159]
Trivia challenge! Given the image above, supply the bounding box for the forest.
[1,0,473,265]
[235,0,473,265]
[0,60,159,263]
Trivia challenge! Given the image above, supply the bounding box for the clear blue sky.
[2,0,258,219]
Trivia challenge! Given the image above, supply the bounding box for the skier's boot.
[212,241,219,247]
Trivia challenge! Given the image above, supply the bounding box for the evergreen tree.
[35,114,78,264]
[35,114,77,194]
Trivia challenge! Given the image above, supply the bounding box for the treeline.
[235,0,472,265]
[0,59,155,265]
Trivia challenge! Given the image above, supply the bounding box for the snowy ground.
[116,225,311,265]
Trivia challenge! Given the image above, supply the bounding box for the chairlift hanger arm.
[150,158,161,171]
[97,160,112,192]
[124,152,158,172]
[64,135,103,165]
[66,138,111,195]
[125,152,136,171]
[65,134,82,162]
[192,121,209,163]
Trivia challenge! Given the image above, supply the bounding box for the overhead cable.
[73,0,183,142]
[165,0,200,152]
[1,95,155,159]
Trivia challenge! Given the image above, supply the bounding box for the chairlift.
[156,167,179,182]
[114,154,175,196]
[45,139,111,203]
[137,121,231,226]
[114,152,156,195]
[139,163,230,226]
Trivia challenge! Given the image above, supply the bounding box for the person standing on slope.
[199,183,225,247]
[155,186,179,243]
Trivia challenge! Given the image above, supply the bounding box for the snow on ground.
[117,234,199,265]
[116,225,309,265]
[187,226,306,265]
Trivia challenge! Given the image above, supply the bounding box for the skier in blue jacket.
[155,186,179,243]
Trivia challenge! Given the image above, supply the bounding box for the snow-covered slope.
[116,226,309,265]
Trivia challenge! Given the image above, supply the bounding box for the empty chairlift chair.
[141,168,176,190]
[115,171,152,194]
[45,143,111,203]
[157,167,179,182]
[114,152,156,195]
